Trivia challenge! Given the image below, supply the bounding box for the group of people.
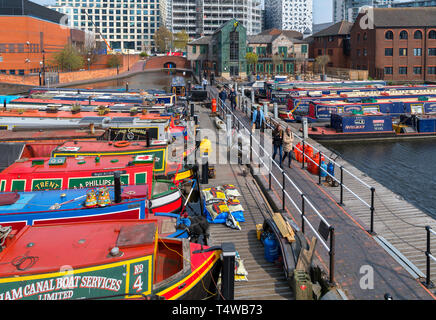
[272,124,294,168]
[218,87,237,110]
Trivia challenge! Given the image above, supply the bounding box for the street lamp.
[87,57,91,71]
[39,61,42,86]
[41,49,46,86]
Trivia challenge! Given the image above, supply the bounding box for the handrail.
[253,97,377,232]
[214,94,335,283]
[425,226,436,288]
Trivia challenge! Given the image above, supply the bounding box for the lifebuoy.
[114,141,130,148]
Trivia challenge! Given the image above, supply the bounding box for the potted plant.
[97,105,109,116]
[71,103,81,114]
[130,107,138,116]
[46,105,59,113]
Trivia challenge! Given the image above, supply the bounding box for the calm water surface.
[323,139,436,219]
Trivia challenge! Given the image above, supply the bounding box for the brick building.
[350,7,436,82]
[0,0,84,78]
[309,20,352,69]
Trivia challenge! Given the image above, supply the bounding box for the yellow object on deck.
[200,138,212,154]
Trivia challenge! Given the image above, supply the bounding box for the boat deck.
[197,104,293,300]
[208,85,436,300]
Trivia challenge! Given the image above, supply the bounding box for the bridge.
[144,55,191,71]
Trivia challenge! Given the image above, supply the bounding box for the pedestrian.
[282,127,294,168]
[272,124,284,167]
[229,88,236,111]
[251,105,265,132]
[219,88,227,104]
[210,73,215,86]
[202,78,208,90]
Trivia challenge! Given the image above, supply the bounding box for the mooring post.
[221,242,236,300]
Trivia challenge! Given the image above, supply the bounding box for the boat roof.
[1,154,153,175]
[313,96,436,106]
[55,140,168,154]
[0,220,158,276]
[0,129,105,142]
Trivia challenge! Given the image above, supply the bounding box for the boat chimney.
[89,123,95,134]
[114,171,122,203]
[146,130,150,147]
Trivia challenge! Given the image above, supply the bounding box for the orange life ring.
[114,141,130,148]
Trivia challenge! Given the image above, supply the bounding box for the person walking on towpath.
[272,124,284,168]
[251,105,265,132]
[219,88,227,105]
[202,78,208,90]
[282,127,294,168]
[229,88,236,111]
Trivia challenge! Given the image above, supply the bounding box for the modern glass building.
[332,0,394,23]
[48,0,160,53]
[264,0,313,34]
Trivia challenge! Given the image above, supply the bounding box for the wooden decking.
[196,103,294,300]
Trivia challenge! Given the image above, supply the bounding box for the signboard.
[0,256,152,300]
[32,178,62,191]
[68,174,129,189]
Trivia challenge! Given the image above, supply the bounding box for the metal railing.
[213,94,336,283]
[425,226,436,288]
[246,98,377,234]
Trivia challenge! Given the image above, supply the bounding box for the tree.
[52,44,84,72]
[139,51,148,59]
[107,54,122,68]
[245,52,258,74]
[315,55,330,75]
[153,26,173,53]
[173,30,189,51]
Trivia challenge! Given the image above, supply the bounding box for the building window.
[429,30,436,39]
[413,66,422,74]
[328,49,333,56]
[317,49,322,55]
[399,67,408,75]
[357,49,360,56]
[192,45,196,54]
[229,31,239,62]
[200,45,206,54]
[385,30,393,40]
[357,33,360,42]
[384,67,393,75]
[9,70,15,75]
[414,48,422,56]
[385,48,393,56]
[363,32,367,40]
[428,48,436,56]
[428,66,436,74]
[399,48,408,56]
[363,48,367,56]
[414,30,423,39]
[278,46,288,57]
[399,30,408,40]
[328,36,334,42]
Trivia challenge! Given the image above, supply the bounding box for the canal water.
[69,70,189,92]
[322,139,436,219]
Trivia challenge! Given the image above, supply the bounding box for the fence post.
[318,151,322,185]
[250,132,253,163]
[301,194,305,234]
[339,166,344,205]
[369,187,376,235]
[426,226,432,288]
[329,226,335,285]
[282,171,286,212]
[302,141,305,169]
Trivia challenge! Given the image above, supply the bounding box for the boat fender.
[114,141,130,148]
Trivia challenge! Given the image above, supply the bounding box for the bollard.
[194,115,198,126]
[201,153,209,184]
[251,89,255,104]
[274,102,278,119]
[221,242,236,300]
[190,103,195,118]
[263,102,268,120]
[126,82,129,92]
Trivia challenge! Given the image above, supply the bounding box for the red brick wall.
[310,36,351,69]
[145,56,190,70]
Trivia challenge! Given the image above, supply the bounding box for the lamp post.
[88,57,91,71]
[41,49,45,86]
[39,61,42,86]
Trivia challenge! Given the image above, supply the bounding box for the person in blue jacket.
[251,105,265,131]
[219,88,227,104]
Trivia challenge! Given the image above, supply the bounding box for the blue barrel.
[327,162,335,177]
[320,161,328,178]
[264,233,280,262]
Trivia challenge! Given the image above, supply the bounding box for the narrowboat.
[0,155,183,214]
[0,219,221,300]
[170,76,187,97]
[307,113,436,141]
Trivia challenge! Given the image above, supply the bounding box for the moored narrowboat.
[0,219,221,300]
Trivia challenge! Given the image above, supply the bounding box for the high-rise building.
[264,0,313,34]
[162,0,262,39]
[48,0,161,53]
[391,0,436,7]
[332,0,394,23]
